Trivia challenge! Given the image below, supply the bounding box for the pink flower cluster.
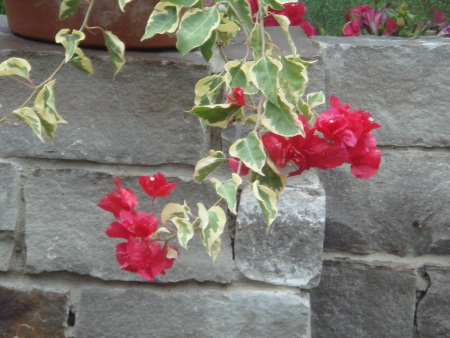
[262,96,382,179]
[98,174,178,280]
[343,5,397,36]
[248,0,317,37]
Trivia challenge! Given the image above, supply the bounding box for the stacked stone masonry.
[1,16,449,337]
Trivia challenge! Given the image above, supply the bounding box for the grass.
[303,0,450,35]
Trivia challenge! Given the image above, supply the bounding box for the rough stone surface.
[311,260,416,338]
[416,266,450,337]
[23,168,234,283]
[317,36,450,147]
[0,23,209,166]
[0,232,14,271]
[235,171,325,288]
[319,149,450,256]
[0,286,67,338]
[0,161,17,231]
[76,285,310,337]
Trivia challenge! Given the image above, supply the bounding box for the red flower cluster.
[226,87,246,106]
[98,174,178,280]
[248,0,317,37]
[262,96,382,179]
[343,5,397,36]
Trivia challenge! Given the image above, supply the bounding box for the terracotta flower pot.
[4,0,177,49]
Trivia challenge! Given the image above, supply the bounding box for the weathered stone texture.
[0,232,14,271]
[76,286,310,337]
[0,161,17,231]
[0,25,209,166]
[416,266,450,337]
[235,171,325,288]
[0,286,67,338]
[24,168,234,283]
[319,149,450,256]
[317,36,450,147]
[311,260,416,338]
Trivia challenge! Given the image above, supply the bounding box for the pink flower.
[431,8,447,25]
[225,87,246,106]
[383,18,398,36]
[98,178,138,219]
[343,20,362,36]
[345,5,373,21]
[116,237,178,280]
[348,133,382,178]
[105,210,158,239]
[139,173,177,199]
[248,0,317,37]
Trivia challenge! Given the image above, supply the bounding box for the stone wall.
[0,15,449,337]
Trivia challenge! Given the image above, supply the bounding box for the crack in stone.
[414,267,431,338]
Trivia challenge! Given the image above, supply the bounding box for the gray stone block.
[235,171,325,288]
[0,26,210,166]
[319,149,450,256]
[76,285,310,337]
[316,36,450,147]
[0,285,67,337]
[23,168,234,283]
[311,260,416,338]
[0,232,14,271]
[416,266,450,337]
[0,161,17,231]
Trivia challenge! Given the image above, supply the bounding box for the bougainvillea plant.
[342,2,449,37]
[1,0,382,280]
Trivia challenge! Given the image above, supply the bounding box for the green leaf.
[55,29,85,63]
[13,107,43,142]
[227,0,253,34]
[198,204,226,261]
[194,74,225,106]
[307,91,325,110]
[216,16,240,47]
[272,14,296,55]
[103,30,126,77]
[34,80,67,141]
[297,98,313,121]
[199,30,217,62]
[249,23,272,60]
[224,60,257,95]
[171,216,194,250]
[193,150,227,183]
[262,0,284,10]
[118,0,135,12]
[59,0,81,20]
[191,104,242,129]
[252,181,278,232]
[165,0,198,6]
[141,2,180,40]
[176,7,221,55]
[279,55,308,105]
[69,48,93,76]
[161,202,190,224]
[210,174,242,214]
[249,159,286,195]
[0,58,31,79]
[249,56,280,105]
[261,96,303,137]
[229,131,266,176]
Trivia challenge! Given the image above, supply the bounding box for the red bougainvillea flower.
[431,8,447,25]
[105,210,158,239]
[263,97,381,179]
[98,178,138,219]
[343,20,362,36]
[345,5,373,21]
[248,0,317,37]
[383,18,398,36]
[226,87,246,106]
[116,237,178,280]
[139,173,177,199]
[228,157,250,176]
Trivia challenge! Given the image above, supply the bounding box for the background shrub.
[303,0,450,35]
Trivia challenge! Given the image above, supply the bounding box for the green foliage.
[303,0,450,36]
